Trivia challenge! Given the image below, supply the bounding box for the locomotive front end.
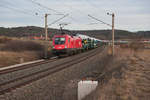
[52,36,67,55]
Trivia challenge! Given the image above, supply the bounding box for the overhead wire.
[0,4,32,16]
[1,0,113,30]
[29,0,83,28]
[0,0,43,19]
[48,14,69,26]
[34,0,101,30]
[58,1,112,30]
[88,14,112,27]
[2,0,32,14]
[83,0,113,28]
[84,0,101,11]
[84,0,112,13]
[26,0,65,15]
[50,0,93,28]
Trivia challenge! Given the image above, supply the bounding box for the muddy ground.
[83,47,150,100]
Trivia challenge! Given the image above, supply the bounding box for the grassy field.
[0,36,52,68]
[0,51,41,67]
[83,46,150,100]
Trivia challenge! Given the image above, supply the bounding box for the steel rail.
[0,47,104,95]
[0,57,58,75]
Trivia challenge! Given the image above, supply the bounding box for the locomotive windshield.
[55,37,65,44]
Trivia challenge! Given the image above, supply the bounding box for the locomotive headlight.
[65,45,67,48]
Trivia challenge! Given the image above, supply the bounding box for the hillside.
[0,26,150,40]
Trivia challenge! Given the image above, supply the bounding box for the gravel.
[0,47,108,100]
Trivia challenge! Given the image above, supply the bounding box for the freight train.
[52,33,100,56]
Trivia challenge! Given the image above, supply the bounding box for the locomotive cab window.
[55,37,65,44]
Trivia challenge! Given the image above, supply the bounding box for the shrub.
[128,41,144,51]
[1,40,44,52]
[0,36,12,43]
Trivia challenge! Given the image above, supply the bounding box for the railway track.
[0,47,104,95]
[0,56,58,75]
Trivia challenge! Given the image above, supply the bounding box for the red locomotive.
[52,34,82,55]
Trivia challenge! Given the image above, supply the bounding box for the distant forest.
[0,26,150,40]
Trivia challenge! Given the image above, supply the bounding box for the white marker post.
[78,80,98,100]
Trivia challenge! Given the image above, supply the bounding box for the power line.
[84,0,99,10]
[68,16,78,23]
[26,0,65,15]
[0,4,32,16]
[84,0,109,13]
[0,1,43,19]
[88,14,112,27]
[0,0,35,15]
[26,0,80,23]
[30,0,96,29]
[50,0,90,23]
[0,5,44,20]
[48,14,69,26]
[25,0,79,25]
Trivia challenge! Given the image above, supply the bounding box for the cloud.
[0,0,150,31]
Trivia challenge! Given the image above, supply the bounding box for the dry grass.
[136,49,150,61]
[0,36,12,43]
[0,40,44,52]
[111,48,150,100]
[0,37,50,67]
[83,47,150,100]
[0,51,41,68]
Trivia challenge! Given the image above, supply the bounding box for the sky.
[0,0,150,31]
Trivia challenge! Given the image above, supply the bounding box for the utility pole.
[112,13,115,56]
[45,14,48,41]
[88,13,115,56]
[88,14,115,56]
[44,13,68,58]
[44,13,50,59]
[107,13,115,56]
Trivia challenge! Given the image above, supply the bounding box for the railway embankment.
[2,47,149,100]
[0,47,108,100]
[83,47,150,100]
